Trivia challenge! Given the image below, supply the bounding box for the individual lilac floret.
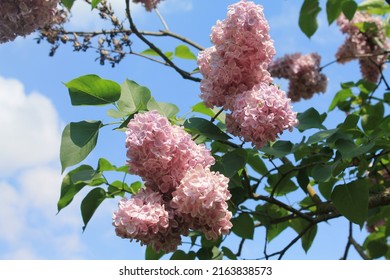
[125,110,215,194]
[0,0,59,43]
[269,53,328,102]
[198,0,275,109]
[132,0,163,12]
[171,165,232,240]
[336,12,390,83]
[226,83,299,149]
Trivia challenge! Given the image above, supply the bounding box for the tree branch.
[125,0,201,82]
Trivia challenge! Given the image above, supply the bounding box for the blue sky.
[0,0,376,259]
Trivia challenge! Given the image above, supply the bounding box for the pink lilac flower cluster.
[197,0,275,109]
[0,0,58,43]
[171,164,232,240]
[125,110,215,193]
[336,12,390,83]
[226,83,299,148]
[197,0,298,148]
[114,111,232,252]
[132,0,163,12]
[268,53,328,102]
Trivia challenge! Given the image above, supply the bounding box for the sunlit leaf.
[91,0,103,9]
[60,121,103,172]
[175,45,197,60]
[147,98,179,118]
[65,75,121,106]
[118,79,151,114]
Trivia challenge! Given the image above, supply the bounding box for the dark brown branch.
[251,193,313,222]
[341,222,353,260]
[125,0,201,82]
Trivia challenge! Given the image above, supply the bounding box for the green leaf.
[261,140,293,158]
[140,48,160,56]
[184,117,230,141]
[145,245,165,260]
[307,129,338,144]
[97,158,116,172]
[290,219,318,252]
[335,139,375,159]
[91,0,103,9]
[57,165,93,212]
[61,0,76,10]
[342,1,358,20]
[81,187,106,231]
[319,179,338,200]
[60,121,103,173]
[299,0,321,38]
[221,247,237,260]
[118,79,152,114]
[359,0,386,10]
[331,180,369,226]
[311,164,333,182]
[326,0,346,24]
[197,247,213,260]
[328,88,354,112]
[147,98,179,118]
[174,45,197,60]
[297,169,310,192]
[65,75,121,106]
[231,213,254,239]
[247,149,268,175]
[297,107,326,131]
[361,102,385,132]
[165,51,174,60]
[265,172,299,196]
[212,148,247,178]
[170,250,196,260]
[191,102,226,123]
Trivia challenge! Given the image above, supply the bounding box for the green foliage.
[145,245,165,260]
[65,75,121,106]
[212,148,247,178]
[184,117,230,141]
[231,213,255,239]
[60,121,103,172]
[299,0,321,38]
[91,0,103,9]
[331,180,369,226]
[61,0,76,10]
[290,219,318,252]
[81,187,106,231]
[297,107,327,131]
[174,45,197,60]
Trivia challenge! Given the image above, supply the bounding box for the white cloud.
[0,76,62,176]
[0,76,87,259]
